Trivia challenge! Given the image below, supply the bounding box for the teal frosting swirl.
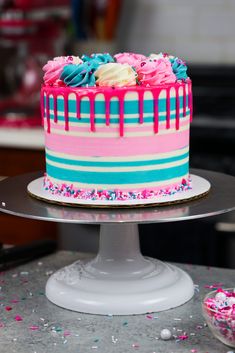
[82,53,114,65]
[60,61,99,87]
[170,57,188,81]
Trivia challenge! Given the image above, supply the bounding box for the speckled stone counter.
[0,251,234,353]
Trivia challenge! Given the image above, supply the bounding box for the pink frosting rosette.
[42,56,82,86]
[114,52,147,69]
[136,57,176,86]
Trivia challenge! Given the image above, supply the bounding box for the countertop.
[0,127,44,149]
[0,251,234,353]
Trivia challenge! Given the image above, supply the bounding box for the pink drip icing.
[119,93,125,137]
[42,81,191,137]
[105,92,111,126]
[64,93,69,131]
[183,84,187,117]
[53,95,57,123]
[166,88,170,129]
[87,92,95,132]
[46,94,50,133]
[175,86,180,130]
[188,82,193,122]
[76,93,81,119]
[40,92,44,126]
[138,90,144,124]
[153,91,159,134]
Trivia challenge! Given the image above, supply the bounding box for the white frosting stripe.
[46,174,189,189]
[46,146,189,162]
[47,122,189,138]
[46,156,189,173]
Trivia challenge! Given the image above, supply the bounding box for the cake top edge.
[42,52,189,89]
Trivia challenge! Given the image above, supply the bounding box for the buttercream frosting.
[60,61,98,87]
[114,52,147,69]
[43,56,82,86]
[170,57,188,81]
[42,52,189,87]
[95,62,137,87]
[136,58,176,86]
[82,53,114,65]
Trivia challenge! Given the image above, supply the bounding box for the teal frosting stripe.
[46,163,189,185]
[49,96,189,115]
[46,151,189,168]
[52,111,190,124]
[44,95,190,123]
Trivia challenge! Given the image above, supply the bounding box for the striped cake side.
[42,82,192,200]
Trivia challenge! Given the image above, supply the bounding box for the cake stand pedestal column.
[46,223,194,314]
[1,169,235,315]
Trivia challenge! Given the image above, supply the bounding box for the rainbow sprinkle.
[43,175,192,202]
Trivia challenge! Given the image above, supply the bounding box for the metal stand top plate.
[0,169,235,224]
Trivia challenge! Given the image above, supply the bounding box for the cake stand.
[1,169,235,315]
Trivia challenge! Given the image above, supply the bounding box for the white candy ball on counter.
[160,328,172,340]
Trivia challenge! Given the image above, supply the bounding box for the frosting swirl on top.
[136,58,176,86]
[170,57,188,81]
[95,63,137,87]
[42,52,189,87]
[60,61,98,87]
[114,52,147,69]
[82,53,114,65]
[43,56,82,86]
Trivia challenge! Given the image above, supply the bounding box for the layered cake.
[41,52,192,203]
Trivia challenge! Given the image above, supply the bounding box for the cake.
[41,52,192,203]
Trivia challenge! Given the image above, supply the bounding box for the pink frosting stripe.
[47,117,190,134]
[45,129,189,157]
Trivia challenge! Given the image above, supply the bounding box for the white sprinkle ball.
[215,292,227,302]
[227,297,235,306]
[160,328,172,340]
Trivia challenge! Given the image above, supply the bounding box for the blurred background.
[1,0,235,269]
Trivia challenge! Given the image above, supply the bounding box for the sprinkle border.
[43,175,192,201]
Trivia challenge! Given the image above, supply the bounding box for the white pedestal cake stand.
[1,169,235,315]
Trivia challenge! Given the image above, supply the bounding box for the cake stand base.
[46,224,194,315]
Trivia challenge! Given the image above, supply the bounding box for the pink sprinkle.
[21,279,28,284]
[204,282,224,289]
[0,322,5,328]
[132,344,139,348]
[29,325,39,331]
[14,315,23,321]
[146,315,153,319]
[10,299,19,303]
[178,334,188,340]
[191,350,197,353]
[5,306,12,311]
[63,330,71,336]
